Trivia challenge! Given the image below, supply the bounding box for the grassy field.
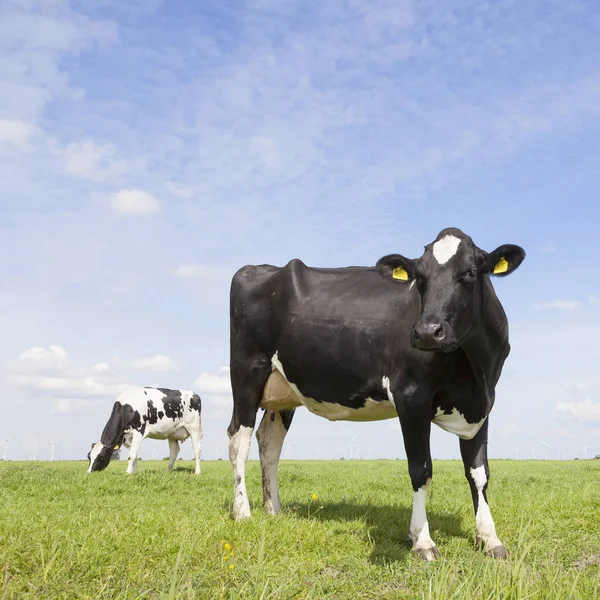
[1,459,599,599]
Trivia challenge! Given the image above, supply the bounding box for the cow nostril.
[412,329,421,342]
[433,325,444,340]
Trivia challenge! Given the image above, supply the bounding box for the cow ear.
[483,244,526,277]
[376,254,416,282]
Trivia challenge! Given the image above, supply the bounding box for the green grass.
[1,459,599,599]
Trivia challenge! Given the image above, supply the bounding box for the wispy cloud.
[532,300,582,311]
[556,399,600,422]
[109,189,160,215]
[129,355,178,372]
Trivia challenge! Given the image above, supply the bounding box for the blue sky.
[1,0,599,463]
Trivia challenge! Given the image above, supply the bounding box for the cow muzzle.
[411,318,452,351]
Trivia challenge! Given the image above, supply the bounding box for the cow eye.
[462,269,476,281]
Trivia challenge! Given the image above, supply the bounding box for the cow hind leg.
[188,426,202,476]
[126,431,144,474]
[227,358,272,520]
[256,408,295,515]
[167,438,180,472]
[459,420,506,558]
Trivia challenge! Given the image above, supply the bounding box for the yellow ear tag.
[114,445,119,450]
[392,266,408,281]
[493,257,509,274]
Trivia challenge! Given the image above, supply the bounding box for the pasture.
[1,459,599,599]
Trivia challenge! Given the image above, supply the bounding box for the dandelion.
[224,543,232,551]
[229,564,234,570]
[311,493,318,501]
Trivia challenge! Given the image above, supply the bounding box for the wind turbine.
[355,444,361,459]
[530,441,540,459]
[347,436,356,460]
[314,447,320,460]
[1,437,11,461]
[368,447,375,460]
[583,444,594,459]
[286,442,295,460]
[539,441,551,460]
[49,438,61,462]
[214,441,221,460]
[516,446,520,460]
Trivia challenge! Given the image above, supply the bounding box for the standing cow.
[227,227,525,560]
[88,387,202,475]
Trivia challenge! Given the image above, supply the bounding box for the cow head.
[377,227,525,352]
[87,441,117,473]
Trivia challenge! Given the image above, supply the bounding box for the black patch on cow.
[158,411,164,419]
[189,393,201,413]
[157,388,184,420]
[145,400,159,425]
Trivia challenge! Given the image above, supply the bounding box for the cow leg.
[188,427,202,475]
[256,408,295,515]
[227,358,272,520]
[399,411,439,561]
[167,438,180,472]
[126,431,144,474]
[459,419,506,558]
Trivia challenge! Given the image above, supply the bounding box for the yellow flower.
[224,543,231,551]
[311,493,318,501]
[229,564,234,570]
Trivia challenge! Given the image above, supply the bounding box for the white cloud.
[14,345,68,372]
[109,189,160,215]
[537,243,558,254]
[194,369,232,396]
[590,295,600,305]
[62,140,127,181]
[556,399,600,422]
[164,181,194,199]
[51,398,92,414]
[532,300,582,311]
[92,362,110,372]
[9,373,129,397]
[130,355,178,371]
[0,119,39,149]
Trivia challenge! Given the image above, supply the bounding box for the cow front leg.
[167,438,180,472]
[256,408,295,515]
[399,412,439,561]
[188,427,202,475]
[459,419,506,558]
[126,432,144,474]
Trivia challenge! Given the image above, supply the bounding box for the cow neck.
[460,280,509,404]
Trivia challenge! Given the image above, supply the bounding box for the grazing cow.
[227,227,525,560]
[88,387,202,475]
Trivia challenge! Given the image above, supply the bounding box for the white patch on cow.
[470,466,503,553]
[270,353,397,422]
[433,407,486,440]
[230,425,253,520]
[409,480,437,559]
[87,442,103,473]
[382,376,396,408]
[256,410,288,515]
[432,235,461,265]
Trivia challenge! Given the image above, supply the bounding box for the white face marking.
[469,465,503,552]
[270,353,397,422]
[88,441,103,472]
[409,480,436,556]
[382,376,395,408]
[230,425,253,520]
[432,407,486,440]
[432,234,461,265]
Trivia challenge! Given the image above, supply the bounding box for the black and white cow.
[227,227,525,560]
[88,387,202,475]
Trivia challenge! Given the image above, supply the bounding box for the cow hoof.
[476,537,508,559]
[487,544,508,559]
[414,546,440,561]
